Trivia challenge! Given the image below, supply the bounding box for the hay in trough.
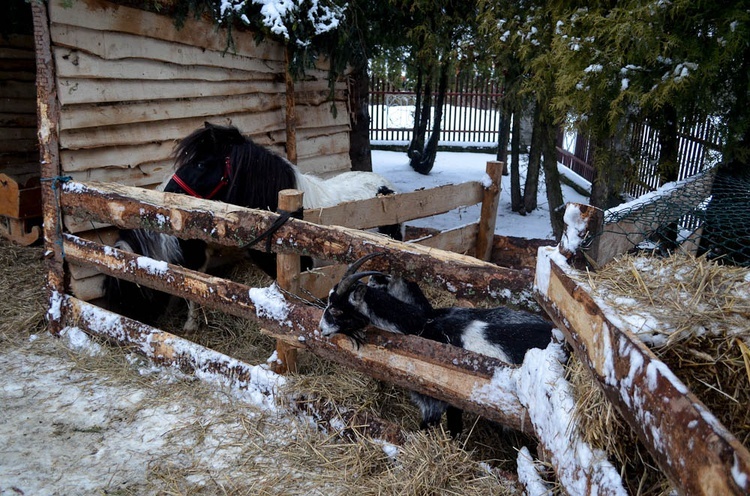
[567,253,750,494]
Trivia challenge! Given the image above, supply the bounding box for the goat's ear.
[351,284,367,304]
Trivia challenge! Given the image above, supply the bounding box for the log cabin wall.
[44,0,352,299]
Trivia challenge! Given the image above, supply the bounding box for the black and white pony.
[105,122,401,329]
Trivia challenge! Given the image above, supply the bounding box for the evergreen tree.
[479,0,566,236]
[396,0,481,174]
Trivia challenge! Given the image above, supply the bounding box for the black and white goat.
[319,254,553,437]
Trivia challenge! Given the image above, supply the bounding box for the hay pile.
[146,259,529,493]
[567,253,750,495]
[0,239,46,340]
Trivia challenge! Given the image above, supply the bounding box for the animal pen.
[11,0,750,493]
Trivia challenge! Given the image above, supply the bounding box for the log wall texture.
[48,0,351,224]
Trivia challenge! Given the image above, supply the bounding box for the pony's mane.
[174,124,298,211]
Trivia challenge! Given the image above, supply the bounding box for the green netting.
[586,167,750,267]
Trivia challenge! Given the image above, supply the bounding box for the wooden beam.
[535,254,750,495]
[33,0,66,335]
[59,181,535,303]
[61,234,532,433]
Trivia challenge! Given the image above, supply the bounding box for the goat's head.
[319,253,385,345]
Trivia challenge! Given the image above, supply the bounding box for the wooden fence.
[369,76,503,144]
[536,207,750,494]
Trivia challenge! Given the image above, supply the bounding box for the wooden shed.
[13,0,355,298]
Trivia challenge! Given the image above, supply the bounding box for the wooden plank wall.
[0,31,38,184]
[50,0,351,222]
[45,0,351,298]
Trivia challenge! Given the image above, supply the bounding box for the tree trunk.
[510,108,523,212]
[523,102,543,213]
[589,136,627,209]
[542,122,565,239]
[408,69,432,161]
[411,62,449,175]
[496,91,512,174]
[348,63,373,172]
[656,104,680,250]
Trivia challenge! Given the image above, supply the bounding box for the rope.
[40,176,72,257]
[243,207,304,253]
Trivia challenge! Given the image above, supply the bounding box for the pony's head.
[164,122,298,211]
[164,122,246,200]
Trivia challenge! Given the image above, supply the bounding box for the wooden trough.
[534,196,750,494]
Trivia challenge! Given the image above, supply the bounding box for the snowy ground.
[372,150,590,239]
[0,150,590,495]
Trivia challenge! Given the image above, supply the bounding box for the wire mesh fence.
[585,167,750,268]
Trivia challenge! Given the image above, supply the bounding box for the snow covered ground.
[0,149,591,495]
[372,149,590,240]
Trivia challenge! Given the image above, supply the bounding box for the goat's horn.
[343,252,385,279]
[335,271,385,296]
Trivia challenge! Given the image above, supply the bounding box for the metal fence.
[556,119,723,196]
[369,76,503,145]
[371,75,723,199]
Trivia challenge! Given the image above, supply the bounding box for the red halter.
[171,156,232,200]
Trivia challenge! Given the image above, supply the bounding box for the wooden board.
[304,182,483,229]
[54,48,280,81]
[61,144,174,173]
[59,111,284,152]
[60,93,284,130]
[67,161,172,188]
[408,223,480,255]
[56,77,284,106]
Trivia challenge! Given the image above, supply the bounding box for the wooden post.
[475,160,503,261]
[284,46,297,164]
[271,189,304,374]
[32,1,66,335]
